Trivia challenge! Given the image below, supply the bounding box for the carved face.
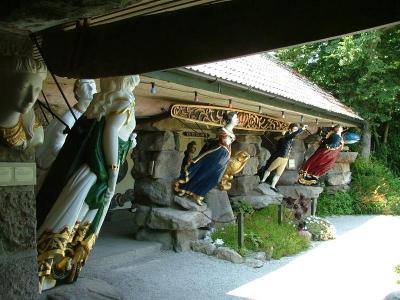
[6,73,44,114]
[231,113,239,126]
[74,79,97,108]
[189,145,197,153]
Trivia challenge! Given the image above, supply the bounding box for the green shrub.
[351,158,400,215]
[211,205,310,259]
[232,200,255,216]
[316,192,355,216]
[317,158,400,216]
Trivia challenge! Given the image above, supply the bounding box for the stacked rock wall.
[0,147,38,299]
[324,152,358,194]
[229,135,267,196]
[132,129,358,250]
[229,134,284,209]
[132,130,235,251]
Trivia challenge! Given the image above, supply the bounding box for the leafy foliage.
[316,192,355,216]
[316,158,400,215]
[351,158,400,215]
[277,25,400,174]
[232,200,255,216]
[244,231,264,249]
[211,205,310,259]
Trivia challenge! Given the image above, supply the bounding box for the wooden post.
[311,198,317,216]
[238,212,244,249]
[278,204,283,225]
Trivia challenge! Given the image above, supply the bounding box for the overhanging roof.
[186,54,362,122]
[145,54,364,127]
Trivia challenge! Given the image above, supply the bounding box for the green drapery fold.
[85,118,133,234]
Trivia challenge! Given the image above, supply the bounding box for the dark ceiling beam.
[38,0,400,78]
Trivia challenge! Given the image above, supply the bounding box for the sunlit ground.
[228,216,400,300]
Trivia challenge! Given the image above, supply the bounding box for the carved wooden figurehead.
[0,55,47,150]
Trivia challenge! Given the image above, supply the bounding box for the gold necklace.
[0,116,27,148]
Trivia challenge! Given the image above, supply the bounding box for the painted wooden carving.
[175,112,238,205]
[36,75,140,292]
[171,104,288,132]
[298,125,344,186]
[219,150,250,191]
[36,79,97,170]
[0,55,47,150]
[260,123,307,192]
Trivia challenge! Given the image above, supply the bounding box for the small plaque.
[183,132,209,138]
[0,166,13,185]
[288,159,296,170]
[15,166,35,185]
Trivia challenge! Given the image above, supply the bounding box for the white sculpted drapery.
[36,79,97,169]
[36,75,140,292]
[35,79,97,192]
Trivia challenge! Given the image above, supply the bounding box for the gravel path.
[49,215,400,300]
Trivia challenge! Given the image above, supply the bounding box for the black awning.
[38,0,400,78]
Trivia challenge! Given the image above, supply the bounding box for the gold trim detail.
[109,98,136,125]
[219,151,250,191]
[0,116,27,148]
[170,104,288,132]
[174,163,205,206]
[298,170,319,186]
[37,222,96,292]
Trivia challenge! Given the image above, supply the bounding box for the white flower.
[214,239,224,246]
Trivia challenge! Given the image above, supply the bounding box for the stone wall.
[0,146,38,299]
[229,134,285,209]
[132,130,234,251]
[324,152,358,194]
[228,134,323,214]
[132,130,358,250]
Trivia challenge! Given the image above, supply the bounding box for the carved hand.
[130,132,137,149]
[105,170,118,200]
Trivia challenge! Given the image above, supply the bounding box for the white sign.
[15,166,35,184]
[288,159,296,170]
[0,166,13,185]
[0,163,36,186]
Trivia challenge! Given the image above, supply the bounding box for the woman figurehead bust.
[223,112,239,129]
[0,55,47,150]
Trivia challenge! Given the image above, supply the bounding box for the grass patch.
[211,205,310,259]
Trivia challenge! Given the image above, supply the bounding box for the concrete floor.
[43,214,400,300]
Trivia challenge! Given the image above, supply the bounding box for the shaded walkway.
[43,215,400,300]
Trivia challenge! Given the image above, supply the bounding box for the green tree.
[277,25,400,173]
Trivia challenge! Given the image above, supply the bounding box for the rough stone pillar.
[0,146,38,299]
[0,29,38,300]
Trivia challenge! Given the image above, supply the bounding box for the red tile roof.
[186,54,362,121]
